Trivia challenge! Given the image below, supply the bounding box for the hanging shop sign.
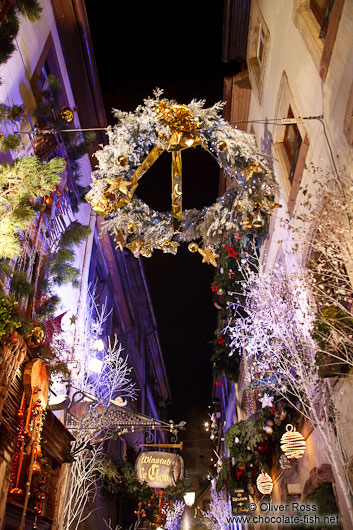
[135,451,184,489]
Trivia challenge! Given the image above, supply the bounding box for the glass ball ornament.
[188,242,199,253]
[59,106,74,123]
[28,326,45,348]
[127,223,136,234]
[117,155,128,167]
[217,140,227,152]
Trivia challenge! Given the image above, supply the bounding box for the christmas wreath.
[86,90,279,264]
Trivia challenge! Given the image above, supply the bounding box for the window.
[273,73,310,216]
[310,0,334,38]
[31,34,68,107]
[293,0,344,80]
[257,23,266,64]
[283,107,303,184]
[344,80,353,146]
[247,1,270,102]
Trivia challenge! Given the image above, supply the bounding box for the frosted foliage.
[74,291,137,402]
[56,290,138,530]
[223,252,353,524]
[165,501,185,530]
[93,90,259,182]
[202,488,232,530]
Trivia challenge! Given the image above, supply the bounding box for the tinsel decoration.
[280,424,306,460]
[86,89,279,262]
[256,472,273,495]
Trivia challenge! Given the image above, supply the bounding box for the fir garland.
[86,90,279,259]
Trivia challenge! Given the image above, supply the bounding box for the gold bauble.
[188,242,199,253]
[31,461,41,475]
[280,424,306,460]
[217,140,227,152]
[256,472,273,495]
[60,106,74,123]
[117,155,128,167]
[28,326,45,348]
[127,223,137,234]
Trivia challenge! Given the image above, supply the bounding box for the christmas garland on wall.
[86,90,279,264]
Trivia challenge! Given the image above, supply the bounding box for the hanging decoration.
[258,393,274,409]
[8,359,48,530]
[256,472,273,495]
[86,89,279,264]
[280,424,306,460]
[27,326,45,348]
[59,106,75,123]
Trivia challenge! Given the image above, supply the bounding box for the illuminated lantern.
[256,472,273,495]
[280,424,306,460]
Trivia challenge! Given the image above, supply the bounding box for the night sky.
[85,1,238,420]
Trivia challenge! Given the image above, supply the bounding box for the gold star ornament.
[199,246,220,267]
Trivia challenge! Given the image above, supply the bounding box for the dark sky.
[85,1,237,420]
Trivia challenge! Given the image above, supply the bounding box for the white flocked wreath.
[86,89,278,259]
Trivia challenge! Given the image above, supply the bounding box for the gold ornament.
[156,100,201,136]
[280,424,306,460]
[60,106,74,123]
[28,326,45,348]
[158,240,179,255]
[139,244,153,258]
[113,227,126,251]
[256,472,273,495]
[31,461,41,475]
[127,223,137,234]
[199,247,220,268]
[253,210,264,227]
[244,161,264,182]
[171,150,182,231]
[126,239,144,258]
[188,242,199,253]
[217,140,227,152]
[117,155,128,167]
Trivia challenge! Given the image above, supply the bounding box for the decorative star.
[258,393,274,408]
[218,336,225,346]
[215,379,222,386]
[106,177,132,197]
[113,227,126,251]
[199,247,219,267]
[211,285,219,292]
[224,245,239,260]
[69,314,77,325]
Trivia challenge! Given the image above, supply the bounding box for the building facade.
[216,0,353,527]
[0,1,171,528]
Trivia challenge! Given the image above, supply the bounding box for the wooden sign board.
[231,488,249,514]
[135,451,184,489]
[23,358,49,408]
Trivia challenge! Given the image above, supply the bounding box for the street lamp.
[183,491,195,507]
